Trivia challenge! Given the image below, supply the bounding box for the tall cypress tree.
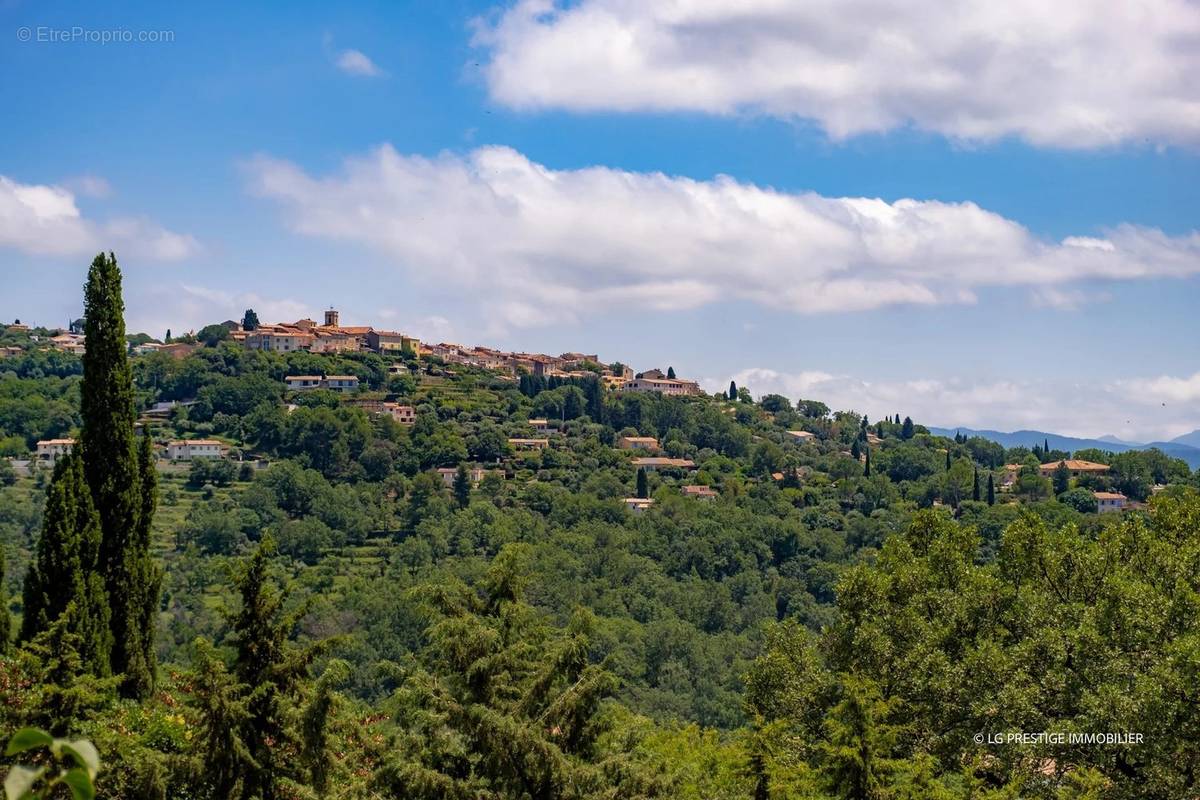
[864,447,871,478]
[728,380,738,401]
[987,473,995,506]
[972,468,981,502]
[453,463,472,509]
[20,453,112,675]
[636,467,649,499]
[80,252,158,697]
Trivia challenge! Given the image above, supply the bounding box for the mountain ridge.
[928,426,1200,469]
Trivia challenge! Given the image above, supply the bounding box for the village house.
[366,329,420,356]
[528,418,552,434]
[36,438,75,462]
[0,346,23,359]
[49,333,86,355]
[349,400,416,425]
[1039,459,1110,478]
[131,342,164,356]
[1094,491,1127,513]
[7,321,29,332]
[620,370,702,396]
[284,375,360,393]
[508,438,550,451]
[681,485,718,500]
[166,439,225,460]
[786,430,816,443]
[618,436,659,451]
[623,497,655,514]
[631,457,696,472]
[246,326,314,352]
[435,466,487,488]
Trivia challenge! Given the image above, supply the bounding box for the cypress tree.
[864,447,871,478]
[945,450,952,471]
[987,473,995,505]
[667,366,676,379]
[80,252,158,697]
[636,467,648,499]
[851,439,862,460]
[728,380,738,400]
[20,453,112,676]
[901,416,914,439]
[972,468,981,502]
[453,463,471,509]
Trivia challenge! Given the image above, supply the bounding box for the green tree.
[228,536,323,800]
[1051,461,1071,495]
[0,544,7,652]
[20,453,112,676]
[900,417,914,440]
[864,447,871,478]
[241,308,260,331]
[987,472,995,505]
[375,545,653,799]
[819,675,896,800]
[667,366,676,379]
[972,467,980,502]
[636,467,649,499]
[728,380,738,401]
[453,463,472,509]
[197,323,231,347]
[81,252,158,697]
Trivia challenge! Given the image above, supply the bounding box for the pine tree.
[20,453,112,676]
[231,536,320,800]
[729,380,738,401]
[81,253,159,697]
[972,468,981,502]
[819,676,897,800]
[636,467,649,499]
[453,463,472,509]
[987,473,995,506]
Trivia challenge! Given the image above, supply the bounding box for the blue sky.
[2,0,1198,441]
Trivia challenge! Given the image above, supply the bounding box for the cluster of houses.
[34,437,228,463]
[997,458,1130,512]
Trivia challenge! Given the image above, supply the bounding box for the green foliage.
[3,728,101,800]
[20,454,111,676]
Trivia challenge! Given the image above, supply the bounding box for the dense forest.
[2,257,1199,799]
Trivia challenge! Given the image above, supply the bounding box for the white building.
[167,440,225,460]
[1094,491,1127,513]
[36,438,75,462]
[284,375,360,393]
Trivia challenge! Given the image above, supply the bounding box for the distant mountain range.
[928,426,1200,469]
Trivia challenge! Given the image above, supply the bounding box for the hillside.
[3,315,1200,798]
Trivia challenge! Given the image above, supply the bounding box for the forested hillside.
[2,264,1199,799]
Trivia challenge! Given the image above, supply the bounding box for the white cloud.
[1114,371,1200,405]
[0,175,198,261]
[244,144,1200,329]
[475,0,1200,149]
[721,367,1200,443]
[64,174,113,199]
[335,49,385,78]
